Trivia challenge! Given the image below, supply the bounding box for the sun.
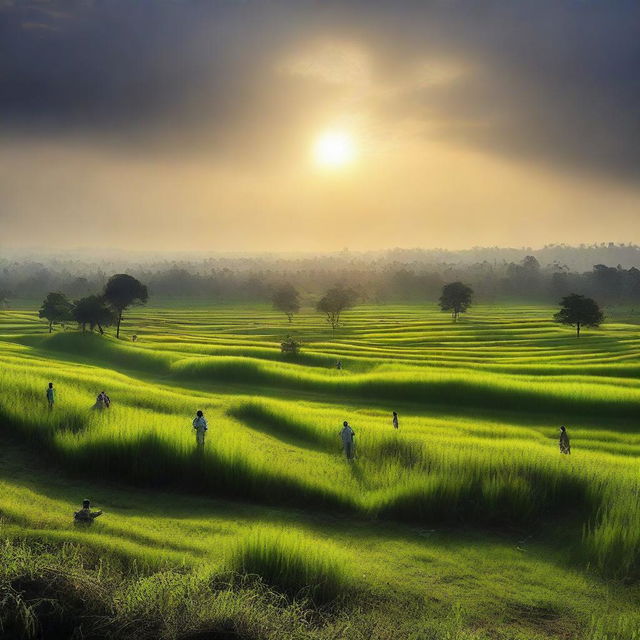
[313,130,356,168]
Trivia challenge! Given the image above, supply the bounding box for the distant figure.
[336,360,343,370]
[46,382,55,410]
[92,391,111,410]
[92,393,104,410]
[559,426,571,454]
[392,411,399,429]
[339,420,355,461]
[193,410,208,448]
[74,499,102,524]
[132,335,138,342]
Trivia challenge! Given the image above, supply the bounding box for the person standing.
[339,420,355,461]
[392,411,399,429]
[46,382,55,410]
[559,426,571,454]
[193,410,208,448]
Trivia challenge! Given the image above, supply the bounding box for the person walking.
[46,382,55,410]
[193,410,208,448]
[74,499,102,524]
[559,426,571,454]
[392,411,399,429]
[339,420,356,461]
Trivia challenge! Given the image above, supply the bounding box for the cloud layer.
[1,0,638,250]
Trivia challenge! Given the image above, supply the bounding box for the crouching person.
[74,499,102,525]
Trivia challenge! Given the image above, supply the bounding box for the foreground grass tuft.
[229,528,353,605]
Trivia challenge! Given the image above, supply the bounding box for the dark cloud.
[0,0,639,179]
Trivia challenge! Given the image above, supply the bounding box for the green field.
[1,303,639,639]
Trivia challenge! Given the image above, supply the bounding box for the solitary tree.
[554,293,603,337]
[316,285,358,331]
[38,292,73,333]
[72,295,116,334]
[439,282,473,321]
[103,274,148,338]
[272,283,300,322]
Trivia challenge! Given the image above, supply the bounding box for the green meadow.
[1,303,639,639]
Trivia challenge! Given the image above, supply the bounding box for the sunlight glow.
[313,130,356,168]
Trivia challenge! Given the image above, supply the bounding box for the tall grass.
[2,365,639,577]
[229,528,353,604]
[2,304,640,581]
[172,356,640,420]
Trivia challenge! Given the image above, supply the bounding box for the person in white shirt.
[193,410,208,448]
[339,421,355,461]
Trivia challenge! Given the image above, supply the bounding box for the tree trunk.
[49,321,53,333]
[576,322,581,338]
[116,311,122,339]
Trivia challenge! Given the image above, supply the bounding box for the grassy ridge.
[2,303,640,639]
[1,359,639,578]
[173,355,640,419]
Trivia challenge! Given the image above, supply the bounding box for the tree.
[316,285,358,331]
[554,293,603,337]
[103,274,148,339]
[72,295,117,334]
[38,292,73,333]
[272,284,300,322]
[439,282,473,321]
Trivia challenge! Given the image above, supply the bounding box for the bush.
[280,335,302,356]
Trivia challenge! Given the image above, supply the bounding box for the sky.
[1,0,639,252]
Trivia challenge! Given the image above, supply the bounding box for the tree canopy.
[439,282,473,321]
[272,284,300,322]
[38,292,73,332]
[554,293,603,337]
[72,295,116,334]
[316,285,358,331]
[103,274,148,338]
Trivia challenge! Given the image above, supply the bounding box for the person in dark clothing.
[559,426,571,454]
[74,499,102,524]
[392,411,399,429]
[340,421,355,461]
[46,382,55,410]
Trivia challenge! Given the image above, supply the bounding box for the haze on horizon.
[1,0,639,253]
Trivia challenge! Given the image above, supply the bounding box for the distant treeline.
[1,244,639,305]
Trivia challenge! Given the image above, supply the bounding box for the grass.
[230,527,353,604]
[1,302,640,638]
